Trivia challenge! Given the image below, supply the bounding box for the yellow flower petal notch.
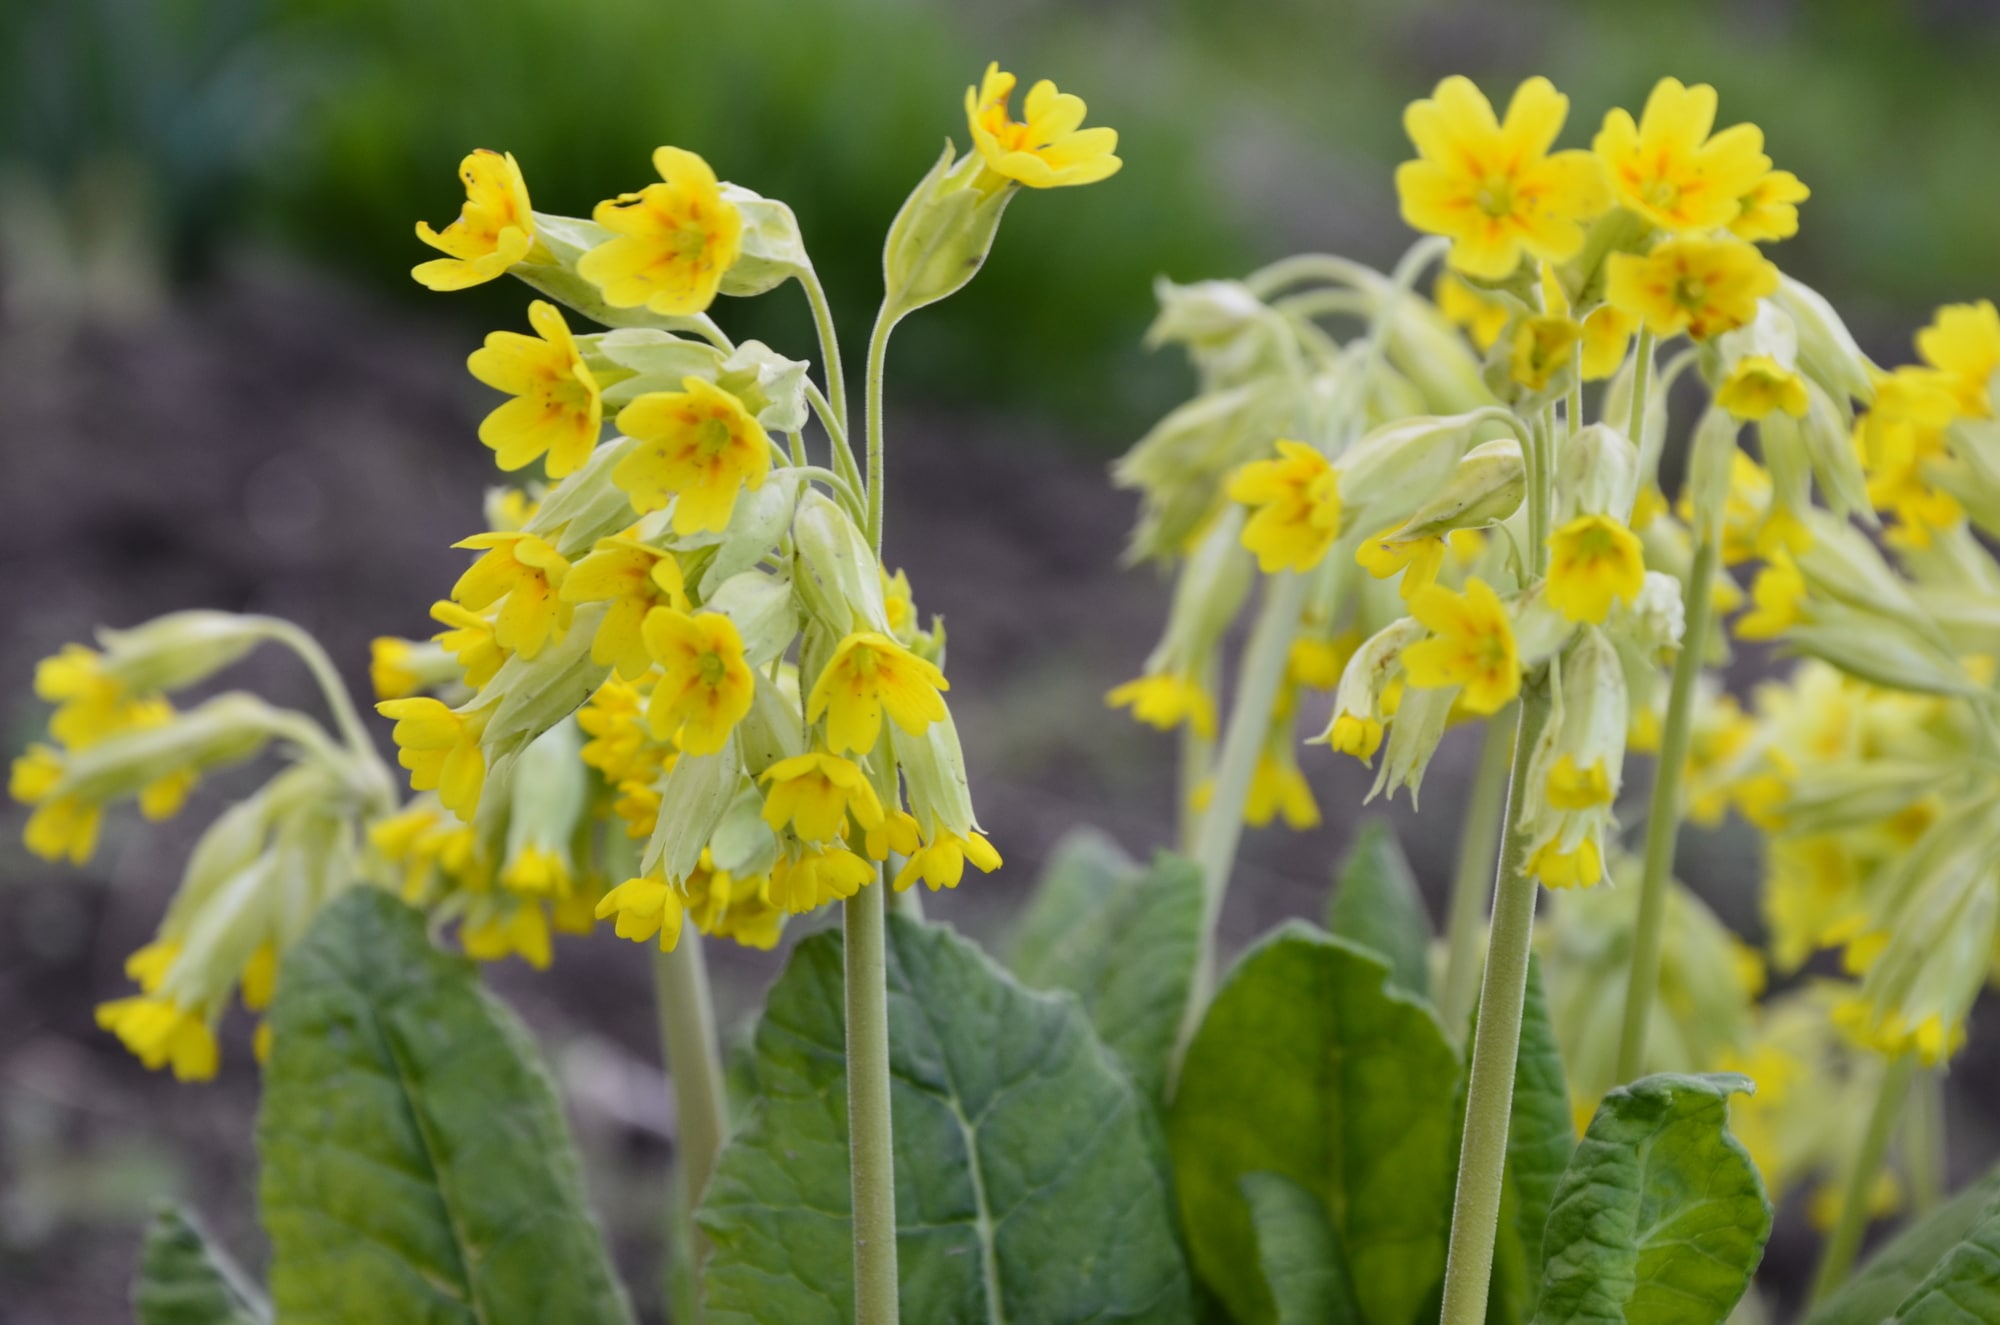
[1227,440,1342,574]
[1730,169,1810,243]
[1605,235,1779,342]
[1395,75,1610,280]
[1916,299,2000,419]
[640,609,754,757]
[579,146,742,316]
[595,873,687,953]
[965,63,1122,190]
[1402,578,1520,715]
[1593,77,1771,234]
[613,377,772,536]
[760,752,886,843]
[560,533,689,680]
[895,827,1002,893]
[467,301,603,478]
[376,698,490,820]
[1105,671,1216,740]
[1546,514,1646,623]
[807,632,950,756]
[1716,354,1808,421]
[414,149,536,291]
[450,531,573,660]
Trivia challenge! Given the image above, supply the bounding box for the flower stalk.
[1439,708,1516,1033]
[652,929,730,1263]
[1810,1052,1916,1305]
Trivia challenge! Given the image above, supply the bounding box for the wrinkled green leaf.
[1241,1172,1363,1325]
[134,1204,269,1325]
[1808,1166,2000,1325]
[700,912,1193,1324]
[1534,1073,1770,1325]
[1008,828,1204,1100]
[1169,923,1461,1325]
[257,888,633,1325]
[1886,1192,2000,1324]
[1509,956,1576,1315]
[1326,821,1432,998]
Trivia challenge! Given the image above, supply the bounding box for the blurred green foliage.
[2,0,1996,443]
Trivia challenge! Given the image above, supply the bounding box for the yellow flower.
[1580,305,1637,380]
[1244,748,1320,830]
[35,643,127,748]
[578,146,741,316]
[461,903,552,970]
[451,531,572,660]
[1326,713,1385,763]
[1717,355,1808,420]
[1403,578,1520,715]
[578,675,668,786]
[856,807,922,863]
[807,632,950,756]
[613,377,772,536]
[1357,529,1449,603]
[502,845,572,899]
[1106,672,1215,740]
[965,63,1121,189]
[1593,78,1770,233]
[1434,272,1511,352]
[1735,552,1805,641]
[1729,169,1810,243]
[895,826,1002,893]
[1227,440,1342,574]
[1916,300,2000,419]
[1528,836,1604,889]
[241,942,279,1013]
[595,873,687,952]
[771,844,875,912]
[640,609,754,756]
[760,752,886,843]
[95,996,219,1081]
[413,150,536,291]
[1510,314,1582,391]
[430,601,506,689]
[1546,754,1613,810]
[1288,633,1356,691]
[369,637,424,701]
[1605,235,1778,341]
[561,534,689,680]
[1546,514,1646,623]
[467,300,603,478]
[12,744,101,864]
[1395,75,1609,280]
[377,698,490,820]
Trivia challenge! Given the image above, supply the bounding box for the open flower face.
[1606,235,1779,341]
[450,531,572,660]
[1402,578,1521,715]
[414,150,536,291]
[807,632,949,756]
[561,535,689,680]
[965,63,1122,189]
[760,752,886,844]
[1594,78,1771,234]
[1228,440,1343,574]
[613,378,772,536]
[1396,76,1609,280]
[579,146,742,316]
[467,300,602,477]
[1546,514,1647,624]
[640,609,754,757]
[376,698,489,820]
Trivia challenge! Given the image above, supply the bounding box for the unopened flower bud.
[1337,410,1493,529]
[715,186,810,298]
[1557,423,1640,523]
[90,612,268,697]
[1773,275,1876,407]
[882,142,1015,321]
[1683,407,1743,543]
[1390,438,1525,542]
[642,743,743,883]
[893,709,976,839]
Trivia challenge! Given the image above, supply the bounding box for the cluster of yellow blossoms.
[14,62,1119,1079]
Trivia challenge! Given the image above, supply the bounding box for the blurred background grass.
[2,1,1997,1321]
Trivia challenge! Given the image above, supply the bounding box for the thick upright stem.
[844,883,899,1323]
[1439,709,1516,1034]
[653,931,730,1221]
[1811,1053,1916,1305]
[1439,683,1553,1325]
[1615,532,1718,1081]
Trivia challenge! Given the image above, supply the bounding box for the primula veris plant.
[15,62,2000,1325]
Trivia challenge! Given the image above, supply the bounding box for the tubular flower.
[1729,169,1810,243]
[1395,75,1610,280]
[856,807,921,864]
[1546,514,1647,623]
[94,997,219,1082]
[1106,671,1216,740]
[501,846,572,899]
[1245,746,1320,830]
[377,699,490,819]
[895,826,1002,893]
[595,872,687,952]
[1326,714,1386,763]
[35,644,130,747]
[613,377,772,536]
[1735,553,1806,640]
[1528,836,1604,890]
[1403,578,1520,715]
[1227,440,1342,574]
[12,744,102,864]
[1434,272,1510,351]
[807,632,950,756]
[578,146,742,316]
[1546,754,1613,811]
[414,150,536,291]
[560,534,689,679]
[1510,314,1582,391]
[683,853,783,950]
[1593,78,1771,234]
[640,609,754,756]
[468,300,603,477]
[760,752,886,843]
[460,902,553,970]
[450,532,573,660]
[1357,529,1449,602]
[1717,355,1808,420]
[1915,300,2000,419]
[369,637,424,700]
[1605,235,1779,341]
[770,844,875,912]
[965,63,1122,190]
[430,600,506,688]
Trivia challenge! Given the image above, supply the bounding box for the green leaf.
[699,911,1194,1324]
[1007,828,1204,1101]
[1885,1192,2000,1324]
[257,888,634,1325]
[1508,955,1576,1314]
[1325,821,1432,999]
[1533,1073,1771,1325]
[1240,1172,1363,1325]
[133,1204,269,1325]
[1169,923,1462,1325]
[1808,1166,2000,1325]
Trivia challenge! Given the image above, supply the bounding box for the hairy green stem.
[801,266,849,434]
[1811,1053,1916,1305]
[1615,531,1717,1081]
[256,617,395,808]
[863,310,897,553]
[1906,1067,1946,1216]
[844,881,899,1323]
[653,931,730,1253]
[1626,328,1655,443]
[1439,709,1516,1034]
[1439,681,1553,1325]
